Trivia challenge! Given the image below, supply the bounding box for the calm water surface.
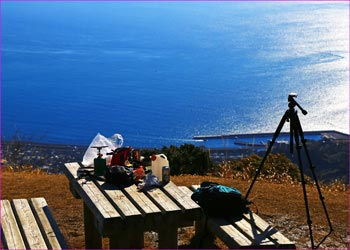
[2,2,349,148]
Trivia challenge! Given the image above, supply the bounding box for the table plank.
[177,186,206,235]
[64,162,80,179]
[96,181,143,224]
[178,185,195,196]
[163,182,201,211]
[162,182,202,225]
[123,184,162,216]
[144,186,182,248]
[145,187,181,215]
[64,162,121,236]
[123,184,162,230]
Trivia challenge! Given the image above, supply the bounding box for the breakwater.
[193,130,348,150]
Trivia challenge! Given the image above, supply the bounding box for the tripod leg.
[244,111,289,201]
[294,114,333,248]
[291,116,315,249]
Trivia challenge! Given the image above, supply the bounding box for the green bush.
[215,153,300,182]
[141,144,212,175]
[163,144,212,175]
[141,145,301,182]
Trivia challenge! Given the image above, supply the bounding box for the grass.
[1,169,348,249]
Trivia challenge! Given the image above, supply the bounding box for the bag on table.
[191,181,251,217]
[105,165,134,187]
[109,147,133,166]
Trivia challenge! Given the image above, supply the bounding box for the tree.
[161,144,212,175]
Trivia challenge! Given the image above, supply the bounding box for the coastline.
[193,130,349,140]
[2,130,348,182]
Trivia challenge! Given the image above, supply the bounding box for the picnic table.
[64,162,202,249]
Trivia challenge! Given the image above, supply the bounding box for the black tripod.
[244,93,333,249]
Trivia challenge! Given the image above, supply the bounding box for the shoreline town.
[1,130,348,173]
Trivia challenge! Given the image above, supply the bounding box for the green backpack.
[191,181,251,217]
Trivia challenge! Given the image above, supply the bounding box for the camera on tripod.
[288,92,308,115]
[288,92,298,99]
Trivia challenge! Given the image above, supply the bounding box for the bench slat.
[30,197,67,249]
[208,217,252,247]
[1,200,26,249]
[230,217,275,246]
[12,199,47,249]
[243,211,295,247]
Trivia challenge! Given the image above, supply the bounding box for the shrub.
[215,153,301,183]
[141,144,212,175]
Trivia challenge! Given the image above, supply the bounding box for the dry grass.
[1,170,348,249]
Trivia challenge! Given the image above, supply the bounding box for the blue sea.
[2,1,349,148]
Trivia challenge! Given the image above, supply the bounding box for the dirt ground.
[1,172,348,249]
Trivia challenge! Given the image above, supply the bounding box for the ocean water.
[2,1,349,148]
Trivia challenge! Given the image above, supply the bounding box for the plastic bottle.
[151,154,169,182]
[162,166,170,184]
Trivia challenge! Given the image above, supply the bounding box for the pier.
[193,130,349,162]
[193,130,348,141]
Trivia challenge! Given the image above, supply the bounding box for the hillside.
[265,139,349,184]
[1,171,348,249]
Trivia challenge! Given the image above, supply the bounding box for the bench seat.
[1,197,67,250]
[189,185,296,249]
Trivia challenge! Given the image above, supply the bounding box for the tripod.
[244,93,333,249]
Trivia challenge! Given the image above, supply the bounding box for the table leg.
[84,204,102,249]
[130,227,144,249]
[193,216,216,248]
[69,182,80,199]
[158,226,178,249]
[109,228,144,249]
[195,217,206,236]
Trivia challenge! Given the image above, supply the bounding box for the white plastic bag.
[110,133,124,148]
[82,133,123,167]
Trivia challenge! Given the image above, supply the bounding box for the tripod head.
[288,93,308,115]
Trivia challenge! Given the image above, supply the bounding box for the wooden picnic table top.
[63,162,202,237]
[64,162,295,249]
